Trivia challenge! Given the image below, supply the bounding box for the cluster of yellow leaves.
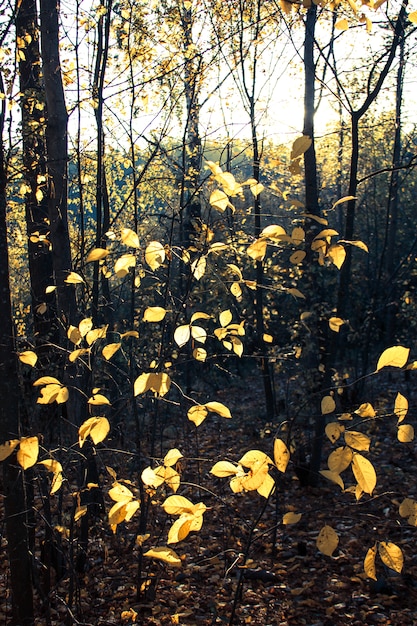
[141,448,183,493]
[364,541,403,581]
[289,134,311,176]
[394,392,414,443]
[67,317,138,363]
[33,376,69,404]
[0,437,63,494]
[162,495,206,544]
[174,312,210,362]
[214,309,245,357]
[211,441,291,498]
[107,467,140,533]
[78,416,110,448]
[134,372,171,397]
[187,401,231,427]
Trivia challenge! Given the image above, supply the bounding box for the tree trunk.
[0,71,34,626]
[40,0,77,327]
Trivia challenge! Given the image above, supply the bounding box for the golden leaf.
[204,401,232,418]
[316,525,339,557]
[247,238,267,261]
[325,422,344,443]
[321,395,336,415]
[274,438,290,472]
[335,18,349,29]
[18,350,38,367]
[379,542,403,574]
[210,461,239,478]
[17,436,39,470]
[0,439,19,461]
[329,317,344,332]
[114,253,135,278]
[88,393,111,406]
[283,512,302,525]
[86,248,109,262]
[187,405,208,426]
[260,224,287,240]
[145,241,165,271]
[143,546,182,567]
[143,306,167,322]
[320,470,344,490]
[102,343,121,360]
[327,446,353,473]
[121,228,140,248]
[327,244,346,269]
[290,135,312,160]
[394,392,408,423]
[344,431,371,451]
[354,402,376,418]
[164,448,183,467]
[376,345,409,371]
[351,453,376,495]
[64,271,85,284]
[364,544,377,580]
[397,424,414,443]
[209,189,231,212]
[290,250,306,265]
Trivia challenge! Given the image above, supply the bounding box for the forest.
[1,0,417,624]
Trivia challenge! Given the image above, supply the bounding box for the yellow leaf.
[321,395,336,415]
[291,227,305,244]
[64,271,85,284]
[121,228,140,248]
[274,438,290,473]
[397,424,414,443]
[143,306,167,322]
[327,244,346,269]
[191,256,206,280]
[394,392,408,423]
[344,431,371,451]
[283,511,302,525]
[18,350,38,367]
[102,343,121,360]
[354,402,376,418]
[145,241,165,270]
[74,505,87,521]
[79,416,110,447]
[162,495,194,516]
[325,422,344,443]
[190,311,211,323]
[109,482,134,502]
[190,325,206,344]
[250,182,264,197]
[239,450,273,470]
[0,439,20,461]
[338,239,369,252]
[210,461,238,477]
[327,446,353,473]
[316,525,339,556]
[260,224,287,240]
[164,448,183,467]
[69,348,89,363]
[114,253,136,278]
[143,546,182,567]
[290,135,312,160]
[86,247,109,262]
[219,309,233,327]
[50,471,63,494]
[290,250,306,265]
[187,405,208,426]
[364,544,377,580]
[231,282,242,298]
[174,324,191,347]
[121,330,139,339]
[329,317,345,332]
[39,458,62,474]
[376,345,409,371]
[257,472,275,498]
[287,287,306,299]
[351,453,376,495]
[17,436,39,469]
[247,238,267,261]
[263,333,273,343]
[134,373,151,395]
[88,393,111,406]
[79,317,93,337]
[209,189,232,212]
[331,196,357,210]
[37,383,69,405]
[379,542,403,574]
[204,401,232,418]
[409,10,417,23]
[33,376,61,386]
[320,470,344,490]
[193,347,207,362]
[335,18,349,30]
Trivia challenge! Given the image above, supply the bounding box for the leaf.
[37,383,69,404]
[74,505,87,521]
[328,446,353,473]
[329,317,344,333]
[320,470,344,490]
[210,461,238,478]
[191,256,206,280]
[376,345,409,371]
[364,544,377,580]
[325,422,344,443]
[164,448,183,467]
[145,241,165,270]
[328,244,346,269]
[204,401,232,418]
[0,439,19,461]
[102,343,121,360]
[79,318,93,337]
[314,229,339,240]
[338,239,369,252]
[191,325,207,344]
[291,227,305,244]
[231,282,242,298]
[321,395,336,415]
[219,309,233,327]
[193,347,207,362]
[18,350,38,367]
[287,287,305,299]
[239,450,273,469]
[274,438,290,473]
[331,197,357,210]
[78,416,110,447]
[263,333,273,343]
[17,436,39,469]
[190,311,211,323]
[174,324,191,347]
[88,393,111,406]
[143,306,167,322]
[344,431,371,452]
[247,238,267,261]
[290,135,312,160]
[209,189,232,212]
[114,253,136,278]
[394,392,408,423]
[260,224,287,240]
[121,228,140,248]
[64,271,85,284]
[351,453,376,495]
[33,376,61,386]
[397,424,414,443]
[86,247,109,262]
[187,405,208,427]
[143,546,182,567]
[257,472,275,498]
[316,525,339,557]
[335,18,349,29]
[379,542,403,574]
[162,495,194,516]
[289,250,306,265]
[250,182,264,197]
[283,512,302,525]
[409,10,417,23]
[355,402,376,418]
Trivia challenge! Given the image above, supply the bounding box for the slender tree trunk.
[40,0,77,327]
[0,71,34,626]
[16,0,55,337]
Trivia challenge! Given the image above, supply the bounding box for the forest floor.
[3,373,417,625]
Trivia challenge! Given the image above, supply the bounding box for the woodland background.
[1,0,417,624]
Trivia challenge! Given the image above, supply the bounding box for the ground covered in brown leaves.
[3,375,417,625]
